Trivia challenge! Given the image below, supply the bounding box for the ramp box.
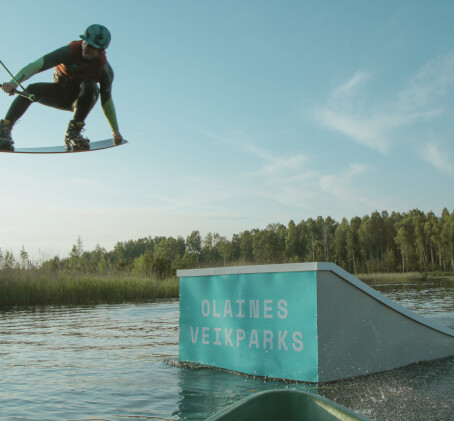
[177,262,454,382]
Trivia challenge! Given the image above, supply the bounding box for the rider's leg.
[65,80,100,150]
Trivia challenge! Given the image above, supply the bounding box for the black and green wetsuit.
[5,40,119,131]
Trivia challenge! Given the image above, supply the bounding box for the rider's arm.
[99,61,120,133]
[10,46,70,85]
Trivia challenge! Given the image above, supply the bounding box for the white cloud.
[316,51,454,155]
[247,151,381,216]
[200,131,391,222]
[317,108,390,153]
[397,51,454,112]
[206,130,309,176]
[259,154,307,176]
[318,163,380,210]
[332,71,370,98]
[423,143,453,176]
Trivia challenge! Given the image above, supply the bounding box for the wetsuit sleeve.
[99,61,119,132]
[11,46,70,85]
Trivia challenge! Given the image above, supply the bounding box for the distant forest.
[2,208,454,277]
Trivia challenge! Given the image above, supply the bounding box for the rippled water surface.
[1,279,453,421]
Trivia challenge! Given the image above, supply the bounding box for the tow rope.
[0,59,37,102]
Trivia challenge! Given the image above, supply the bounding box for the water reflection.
[1,302,182,421]
[0,279,453,421]
[368,278,454,328]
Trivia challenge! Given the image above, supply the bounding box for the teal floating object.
[179,271,319,381]
[205,390,370,421]
[178,262,454,382]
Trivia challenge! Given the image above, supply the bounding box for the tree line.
[1,208,453,277]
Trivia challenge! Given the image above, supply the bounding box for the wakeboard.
[0,138,128,154]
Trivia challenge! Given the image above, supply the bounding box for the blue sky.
[0,0,453,260]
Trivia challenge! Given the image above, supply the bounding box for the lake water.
[1,279,453,421]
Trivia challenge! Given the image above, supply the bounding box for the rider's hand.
[113,130,123,145]
[1,82,17,96]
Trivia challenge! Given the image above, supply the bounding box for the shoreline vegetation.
[0,270,179,308]
[0,270,452,308]
[1,208,453,307]
[355,271,453,283]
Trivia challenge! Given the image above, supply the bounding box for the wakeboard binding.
[64,119,90,151]
[0,119,14,151]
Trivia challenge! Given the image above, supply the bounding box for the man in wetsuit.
[0,24,122,151]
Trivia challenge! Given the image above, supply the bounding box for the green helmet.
[80,24,111,49]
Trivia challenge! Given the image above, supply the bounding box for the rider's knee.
[26,83,41,94]
[79,80,99,102]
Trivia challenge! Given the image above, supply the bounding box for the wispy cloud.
[205,130,309,176]
[318,163,380,210]
[397,51,454,112]
[205,130,385,218]
[316,71,401,154]
[316,51,454,155]
[249,160,384,218]
[423,143,453,176]
[332,70,369,98]
[316,108,391,153]
[258,154,307,176]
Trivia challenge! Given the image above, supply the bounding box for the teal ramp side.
[316,265,454,382]
[179,270,319,382]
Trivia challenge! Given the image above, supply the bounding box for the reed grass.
[355,272,429,283]
[0,270,179,307]
[2,267,451,308]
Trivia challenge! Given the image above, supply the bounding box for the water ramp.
[177,263,454,382]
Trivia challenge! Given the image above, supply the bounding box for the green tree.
[358,214,380,272]
[347,217,361,273]
[230,234,242,262]
[152,255,172,279]
[252,224,285,263]
[97,253,110,274]
[214,234,233,265]
[411,209,429,271]
[296,220,310,262]
[424,211,439,270]
[286,220,298,262]
[395,213,417,272]
[333,218,349,269]
[175,252,199,269]
[19,246,31,270]
[0,249,16,271]
[133,249,154,276]
[239,230,254,263]
[186,231,202,257]
[306,218,323,262]
[68,236,84,272]
[439,209,454,271]
[40,256,61,273]
[201,232,220,265]
[322,216,338,262]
